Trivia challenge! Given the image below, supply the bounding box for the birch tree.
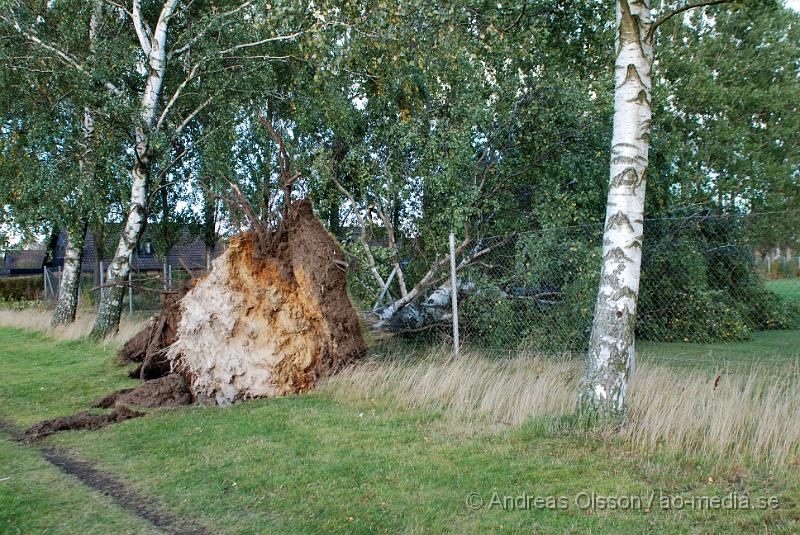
[2,0,324,336]
[0,0,117,325]
[92,1,327,337]
[89,0,181,337]
[51,0,103,326]
[580,0,736,419]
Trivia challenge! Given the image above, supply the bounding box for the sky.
[788,0,800,11]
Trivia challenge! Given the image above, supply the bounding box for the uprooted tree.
[105,115,367,407]
[332,175,505,333]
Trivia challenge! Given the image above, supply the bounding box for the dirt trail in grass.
[0,419,209,535]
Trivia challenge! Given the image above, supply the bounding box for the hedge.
[0,275,43,301]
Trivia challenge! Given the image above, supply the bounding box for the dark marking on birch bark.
[627,89,650,106]
[611,154,646,165]
[612,142,639,153]
[604,247,633,264]
[606,210,635,232]
[623,64,643,86]
[610,167,643,193]
[611,286,637,301]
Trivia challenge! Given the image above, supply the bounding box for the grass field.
[0,438,160,534]
[639,329,800,371]
[0,327,798,534]
[765,278,800,302]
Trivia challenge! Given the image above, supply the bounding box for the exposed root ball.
[170,199,367,404]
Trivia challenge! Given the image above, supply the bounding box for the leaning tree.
[579,0,740,419]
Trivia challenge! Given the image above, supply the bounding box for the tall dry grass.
[329,348,580,426]
[623,364,800,470]
[327,348,800,470]
[0,307,147,347]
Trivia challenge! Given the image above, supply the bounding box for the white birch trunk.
[51,222,89,326]
[579,0,653,419]
[52,1,102,327]
[92,0,179,337]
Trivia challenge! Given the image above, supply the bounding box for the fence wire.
[21,211,800,356]
[351,211,800,356]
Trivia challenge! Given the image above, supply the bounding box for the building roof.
[3,249,46,270]
[2,227,225,276]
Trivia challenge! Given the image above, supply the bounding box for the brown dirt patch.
[94,374,192,409]
[23,406,144,441]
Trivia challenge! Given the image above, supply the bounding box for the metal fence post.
[99,261,105,301]
[449,232,460,359]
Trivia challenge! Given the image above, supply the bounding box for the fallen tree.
[169,199,366,404]
[109,116,367,406]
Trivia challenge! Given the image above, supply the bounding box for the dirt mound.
[24,407,144,441]
[169,199,367,404]
[94,374,193,408]
[120,289,187,380]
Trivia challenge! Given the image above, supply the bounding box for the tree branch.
[170,0,254,57]
[132,0,153,55]
[374,202,408,297]
[330,177,387,290]
[0,13,123,96]
[647,0,737,41]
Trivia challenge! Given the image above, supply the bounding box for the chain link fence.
[17,211,800,357]
[350,211,800,357]
[36,264,203,316]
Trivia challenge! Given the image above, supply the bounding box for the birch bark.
[92,0,180,337]
[51,220,89,325]
[579,0,653,419]
[51,0,103,326]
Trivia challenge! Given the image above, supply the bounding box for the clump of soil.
[94,374,193,409]
[120,289,188,380]
[24,407,144,441]
[169,199,367,404]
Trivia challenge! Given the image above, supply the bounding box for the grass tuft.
[0,307,147,347]
[328,349,800,471]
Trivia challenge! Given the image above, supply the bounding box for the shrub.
[637,222,792,343]
[459,231,600,353]
[706,246,795,331]
[0,275,43,302]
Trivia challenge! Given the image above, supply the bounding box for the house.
[1,249,48,276]
[1,227,225,278]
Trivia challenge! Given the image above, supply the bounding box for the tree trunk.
[91,159,149,337]
[54,1,102,326]
[51,221,89,326]
[579,0,653,420]
[91,0,177,337]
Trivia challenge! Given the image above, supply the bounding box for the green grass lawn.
[639,329,800,372]
[765,278,800,302]
[1,327,798,534]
